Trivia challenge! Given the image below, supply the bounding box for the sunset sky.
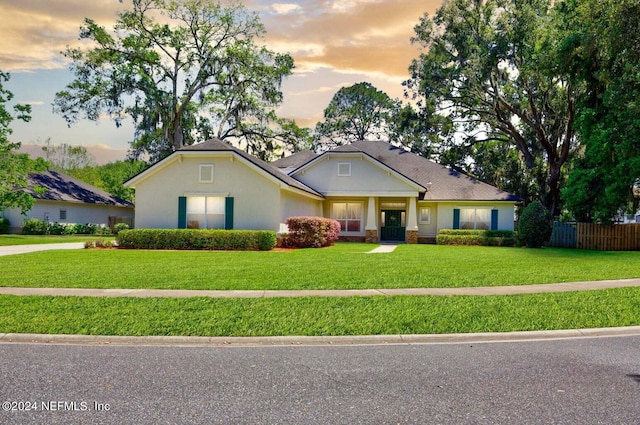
[1,0,442,162]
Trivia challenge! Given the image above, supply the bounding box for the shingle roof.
[178,139,322,197]
[331,141,520,202]
[26,170,134,208]
[271,150,318,173]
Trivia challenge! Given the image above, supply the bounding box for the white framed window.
[199,164,214,183]
[59,209,67,221]
[460,208,491,230]
[337,163,351,177]
[419,207,431,224]
[186,196,225,229]
[332,202,362,232]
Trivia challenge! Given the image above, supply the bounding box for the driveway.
[0,242,85,257]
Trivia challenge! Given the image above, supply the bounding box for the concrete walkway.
[1,278,640,298]
[0,242,85,257]
[366,244,398,253]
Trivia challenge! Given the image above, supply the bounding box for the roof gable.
[330,141,520,202]
[126,139,323,199]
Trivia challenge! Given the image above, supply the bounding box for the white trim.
[183,191,230,197]
[322,191,420,198]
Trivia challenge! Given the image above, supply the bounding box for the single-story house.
[125,139,520,243]
[1,170,135,233]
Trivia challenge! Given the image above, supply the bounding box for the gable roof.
[26,170,133,208]
[302,141,520,202]
[127,139,322,198]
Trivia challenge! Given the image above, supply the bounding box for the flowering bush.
[282,217,341,248]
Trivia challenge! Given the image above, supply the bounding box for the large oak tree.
[405,0,579,215]
[54,0,296,162]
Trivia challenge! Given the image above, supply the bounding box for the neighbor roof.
[328,141,520,202]
[26,170,134,208]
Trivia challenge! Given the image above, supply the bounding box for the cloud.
[0,0,127,71]
[270,3,303,15]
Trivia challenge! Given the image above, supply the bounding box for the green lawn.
[0,235,114,246]
[0,288,638,336]
[1,243,640,290]
[3,243,640,337]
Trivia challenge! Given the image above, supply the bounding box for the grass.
[0,235,115,246]
[2,243,640,290]
[0,288,638,336]
[3,243,639,336]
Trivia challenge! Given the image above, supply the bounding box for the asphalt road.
[1,336,639,424]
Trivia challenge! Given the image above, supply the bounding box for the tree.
[559,0,640,223]
[41,138,95,170]
[405,0,579,216]
[518,200,553,248]
[315,82,398,148]
[64,160,147,203]
[0,71,46,214]
[54,0,295,162]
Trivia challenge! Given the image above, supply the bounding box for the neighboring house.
[125,139,520,243]
[1,170,135,233]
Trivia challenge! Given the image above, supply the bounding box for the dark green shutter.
[453,208,460,229]
[225,197,234,230]
[491,210,499,230]
[178,197,187,229]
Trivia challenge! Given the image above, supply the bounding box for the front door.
[381,210,405,241]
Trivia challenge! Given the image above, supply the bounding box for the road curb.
[2,326,640,347]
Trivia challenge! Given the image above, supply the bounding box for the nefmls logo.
[41,401,89,411]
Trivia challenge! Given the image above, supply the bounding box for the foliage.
[113,222,130,235]
[63,160,146,203]
[41,138,95,169]
[116,228,277,251]
[518,201,553,248]
[84,239,114,249]
[281,216,341,248]
[0,217,10,234]
[54,0,297,162]
[559,0,640,223]
[315,82,398,148]
[405,0,579,216]
[436,229,516,247]
[0,71,47,214]
[21,219,110,236]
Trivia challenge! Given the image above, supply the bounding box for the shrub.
[22,218,48,235]
[113,222,130,235]
[0,217,10,234]
[281,217,341,248]
[436,229,517,247]
[84,239,114,249]
[518,201,553,248]
[116,229,277,251]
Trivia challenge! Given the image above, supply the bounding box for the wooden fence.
[548,222,640,251]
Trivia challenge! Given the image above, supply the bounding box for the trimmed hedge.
[436,229,517,247]
[116,229,277,251]
[281,216,340,248]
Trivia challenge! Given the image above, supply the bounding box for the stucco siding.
[133,155,283,230]
[436,203,516,231]
[2,200,134,232]
[294,156,419,195]
[417,202,438,238]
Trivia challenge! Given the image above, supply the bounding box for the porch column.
[406,196,419,244]
[365,196,378,243]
